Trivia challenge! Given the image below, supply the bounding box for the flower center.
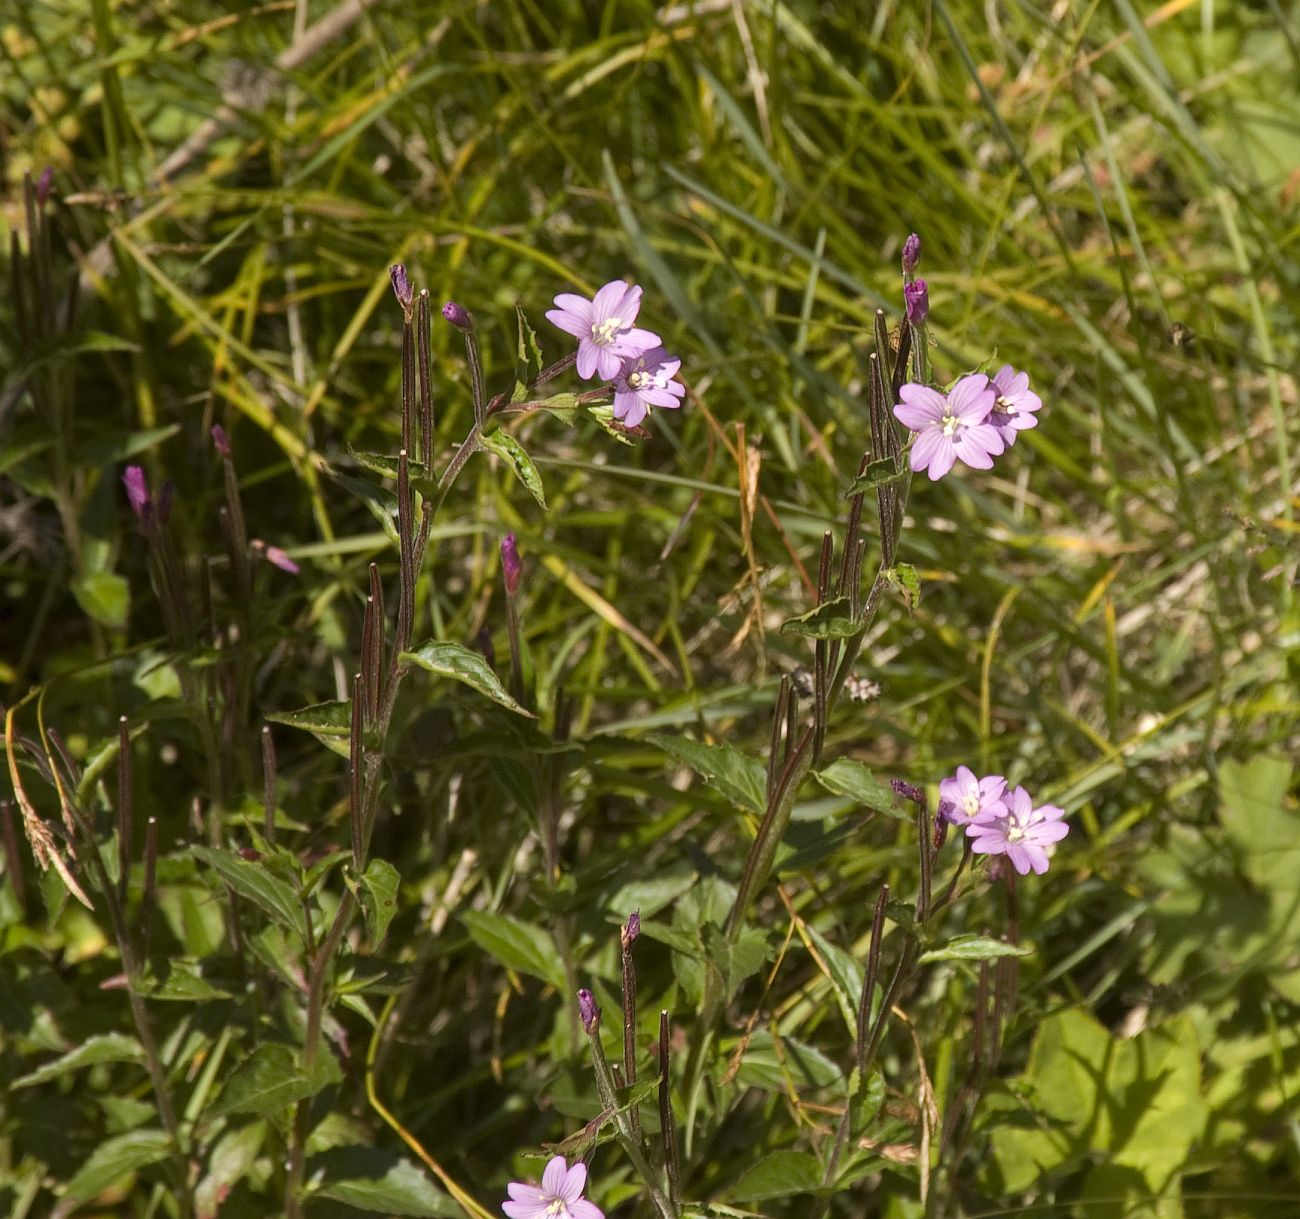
[545,1201,567,1218]
[941,410,961,438]
[962,791,980,818]
[628,370,647,389]
[1005,818,1026,843]
[592,316,623,346]
[995,394,1016,415]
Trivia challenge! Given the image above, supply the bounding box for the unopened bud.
[577,988,600,1035]
[904,279,929,326]
[901,232,921,274]
[122,466,150,520]
[442,300,471,331]
[890,778,925,805]
[390,264,413,312]
[211,423,232,459]
[621,910,640,950]
[501,533,522,597]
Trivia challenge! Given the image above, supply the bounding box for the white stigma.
[628,370,647,389]
[941,410,961,437]
[996,394,1016,415]
[592,316,623,345]
[963,791,980,819]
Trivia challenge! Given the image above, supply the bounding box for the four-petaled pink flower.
[503,1156,603,1219]
[546,281,660,381]
[938,766,1007,826]
[985,364,1042,446]
[965,785,1068,875]
[893,374,1004,481]
[611,346,685,428]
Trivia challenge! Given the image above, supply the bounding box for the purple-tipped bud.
[901,232,921,274]
[442,300,471,331]
[904,278,929,326]
[264,546,299,574]
[211,423,232,459]
[577,988,600,1035]
[501,533,522,597]
[891,778,925,805]
[123,466,150,519]
[390,264,413,311]
[932,811,950,851]
[622,910,640,950]
[36,167,54,208]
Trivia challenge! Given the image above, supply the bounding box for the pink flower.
[986,364,1042,445]
[938,766,1007,826]
[546,280,660,381]
[611,346,684,428]
[893,374,1003,481]
[503,1156,603,1219]
[965,786,1068,875]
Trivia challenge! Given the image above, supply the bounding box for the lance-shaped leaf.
[192,846,309,939]
[266,700,353,758]
[918,935,1035,964]
[813,759,899,816]
[402,641,535,717]
[648,733,766,814]
[780,596,857,640]
[480,429,547,512]
[844,457,907,497]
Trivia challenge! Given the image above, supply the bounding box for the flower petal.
[575,344,599,380]
[559,1161,587,1204]
[1005,845,1033,874]
[896,383,945,421]
[948,374,991,417]
[620,397,649,428]
[570,1201,606,1219]
[614,283,643,324]
[595,347,624,381]
[503,1199,547,1219]
[925,436,956,480]
[909,427,944,473]
[591,280,629,320]
[546,308,593,340]
[551,294,593,323]
[507,1184,548,1205]
[611,327,662,356]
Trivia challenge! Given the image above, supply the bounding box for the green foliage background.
[1,1,1298,1217]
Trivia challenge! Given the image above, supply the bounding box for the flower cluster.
[546,280,684,429]
[938,766,1068,875]
[893,365,1042,482]
[503,1155,603,1219]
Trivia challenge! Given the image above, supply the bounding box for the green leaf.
[308,1146,459,1217]
[804,922,864,1039]
[461,910,565,989]
[192,846,308,939]
[704,923,769,999]
[359,858,400,943]
[480,430,548,512]
[402,641,534,717]
[72,571,129,628]
[265,700,353,758]
[80,423,179,464]
[813,759,899,815]
[1218,754,1297,891]
[845,457,907,496]
[533,391,581,423]
[918,935,1034,964]
[63,1129,173,1203]
[884,563,921,612]
[347,447,438,498]
[780,596,857,640]
[137,958,232,1001]
[208,1043,339,1121]
[515,304,544,386]
[14,1033,145,1088]
[648,733,766,814]
[730,1150,824,1201]
[728,1030,842,1092]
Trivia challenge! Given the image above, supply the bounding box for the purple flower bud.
[36,167,54,208]
[933,812,950,852]
[122,466,150,520]
[577,988,600,1035]
[891,778,925,805]
[622,910,640,950]
[390,264,413,311]
[442,300,471,331]
[904,279,929,326]
[501,533,522,597]
[263,546,299,574]
[211,423,232,459]
[901,232,921,274]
